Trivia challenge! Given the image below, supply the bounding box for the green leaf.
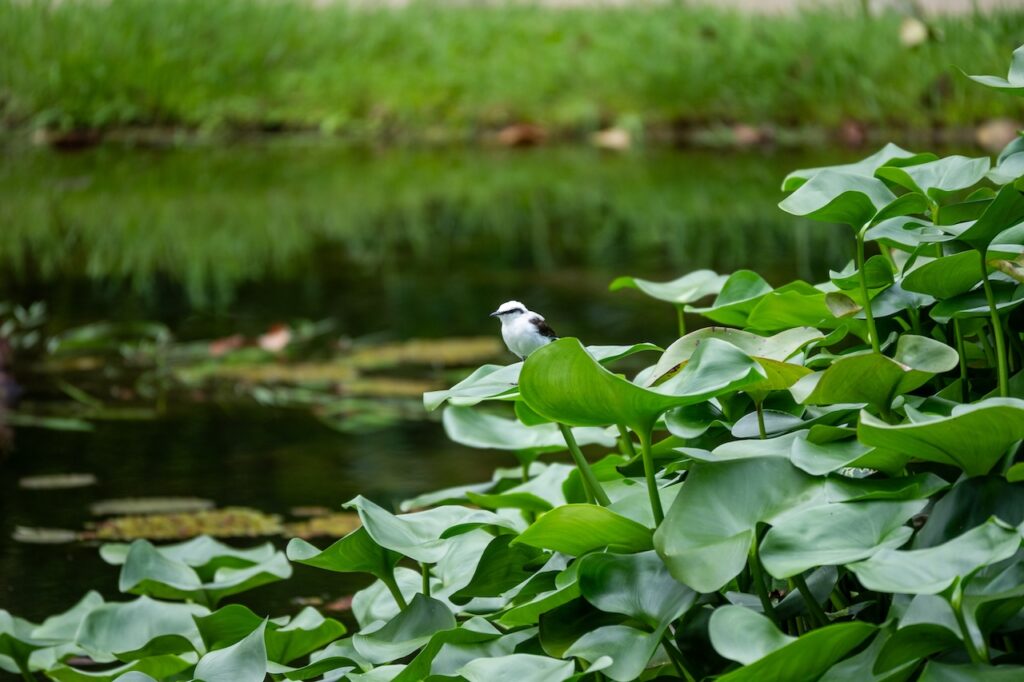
[875,595,962,673]
[100,536,276,579]
[31,592,104,642]
[578,550,695,628]
[654,458,822,592]
[75,596,207,660]
[392,618,505,682]
[967,43,1024,95]
[793,335,959,413]
[287,527,401,582]
[956,185,1024,251]
[782,144,934,191]
[847,519,1021,594]
[521,337,764,435]
[563,625,662,682]
[830,255,894,291]
[456,653,576,682]
[195,605,346,665]
[818,630,917,682]
[610,269,727,304]
[193,620,267,682]
[709,606,875,682]
[914,477,1024,548]
[513,505,653,555]
[857,398,1024,476]
[779,170,896,227]
[902,251,985,299]
[45,654,197,681]
[450,535,546,603]
[352,594,456,664]
[918,662,1024,681]
[684,270,774,326]
[760,500,925,579]
[442,406,614,455]
[423,363,521,411]
[929,281,1024,324]
[116,539,292,606]
[875,156,990,198]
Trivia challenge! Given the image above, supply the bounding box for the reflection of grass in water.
[0,144,850,307]
[0,0,1021,132]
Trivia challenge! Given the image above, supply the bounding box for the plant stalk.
[856,226,880,353]
[748,531,778,625]
[792,573,829,629]
[980,249,1009,397]
[755,400,767,439]
[675,305,687,337]
[559,423,611,507]
[617,423,638,459]
[381,569,408,610]
[952,586,989,664]
[421,562,431,597]
[638,431,665,525]
[954,318,970,402]
[660,634,696,682]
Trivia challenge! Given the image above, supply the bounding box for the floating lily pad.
[90,497,216,516]
[284,513,362,539]
[11,526,78,544]
[85,508,284,541]
[19,473,97,490]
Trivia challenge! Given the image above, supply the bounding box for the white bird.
[490,300,558,360]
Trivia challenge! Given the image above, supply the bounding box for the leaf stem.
[749,529,778,625]
[856,226,880,353]
[381,569,408,610]
[792,573,829,629]
[675,305,687,337]
[559,423,611,507]
[660,634,696,682]
[617,423,638,460]
[980,249,1009,397]
[638,431,665,526]
[952,585,989,664]
[954,318,970,403]
[755,401,767,440]
[420,562,431,597]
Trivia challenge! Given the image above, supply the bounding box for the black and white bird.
[490,300,558,360]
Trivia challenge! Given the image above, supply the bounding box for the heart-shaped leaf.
[779,171,896,227]
[513,505,653,555]
[610,270,727,304]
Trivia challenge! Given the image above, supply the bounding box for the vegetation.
[1,0,1023,137]
[3,43,1024,682]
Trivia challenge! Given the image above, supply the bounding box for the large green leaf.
[709,606,875,682]
[914,477,1024,548]
[76,596,208,660]
[610,269,727,304]
[830,255,894,291]
[684,270,774,326]
[929,281,1024,324]
[521,337,764,435]
[902,251,985,299]
[967,44,1024,95]
[450,535,546,603]
[423,363,521,411]
[577,550,695,628]
[782,144,934,191]
[857,398,1024,476]
[442,406,614,456]
[193,621,267,682]
[760,500,925,578]
[779,171,896,227]
[875,156,990,199]
[456,653,577,682]
[116,540,291,606]
[874,594,962,674]
[793,335,959,413]
[287,527,401,582]
[195,604,346,665]
[563,624,662,682]
[513,505,653,555]
[955,185,1024,251]
[99,536,276,580]
[31,592,104,643]
[818,630,917,682]
[847,519,1021,594]
[654,458,823,592]
[918,662,1024,681]
[45,653,197,682]
[352,594,456,664]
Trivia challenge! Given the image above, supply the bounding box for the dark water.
[0,141,858,621]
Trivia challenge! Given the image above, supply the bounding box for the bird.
[490,300,558,360]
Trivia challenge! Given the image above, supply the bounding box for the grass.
[1,0,1023,138]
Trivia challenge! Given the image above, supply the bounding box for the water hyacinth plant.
[6,45,1024,682]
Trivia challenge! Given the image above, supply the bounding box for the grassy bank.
[1,0,1022,139]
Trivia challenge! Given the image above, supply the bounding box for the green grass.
[1,0,1022,137]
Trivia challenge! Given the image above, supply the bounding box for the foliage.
[0,1,1022,135]
[8,40,1024,682]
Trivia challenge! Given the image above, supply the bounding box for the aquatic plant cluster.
[5,44,1024,682]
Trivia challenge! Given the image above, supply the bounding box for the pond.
[0,140,864,622]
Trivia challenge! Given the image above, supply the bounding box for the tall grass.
[0,0,1022,135]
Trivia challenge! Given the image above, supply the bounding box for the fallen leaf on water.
[85,507,284,541]
[19,473,97,490]
[12,526,79,544]
[284,513,361,539]
[90,497,215,516]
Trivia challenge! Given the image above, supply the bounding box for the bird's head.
[490,300,528,322]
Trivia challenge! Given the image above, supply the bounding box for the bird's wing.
[530,316,558,339]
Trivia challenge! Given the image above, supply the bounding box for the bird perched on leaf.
[490,300,557,360]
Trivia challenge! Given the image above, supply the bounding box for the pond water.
[0,140,862,621]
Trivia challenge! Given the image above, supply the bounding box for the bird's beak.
[489,310,501,317]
